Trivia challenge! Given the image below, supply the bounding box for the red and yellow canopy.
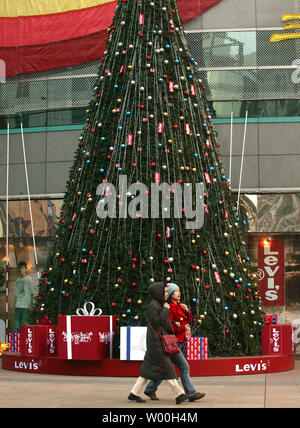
[0,0,223,77]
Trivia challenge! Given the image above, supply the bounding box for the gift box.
[264,315,278,325]
[20,325,58,357]
[182,337,208,360]
[261,325,293,355]
[120,326,147,360]
[58,309,115,360]
[9,332,20,352]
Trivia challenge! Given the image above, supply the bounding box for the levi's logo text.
[235,359,269,373]
[62,331,113,345]
[257,239,285,306]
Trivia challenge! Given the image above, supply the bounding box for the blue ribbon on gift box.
[126,326,131,360]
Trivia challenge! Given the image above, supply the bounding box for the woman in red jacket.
[168,285,192,345]
[144,283,206,402]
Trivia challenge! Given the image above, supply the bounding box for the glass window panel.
[256,68,300,99]
[47,109,73,127]
[200,68,300,100]
[199,69,258,100]
[257,31,300,66]
[245,233,300,352]
[0,199,63,238]
[257,194,300,233]
[211,99,300,118]
[187,30,300,69]
[187,31,257,68]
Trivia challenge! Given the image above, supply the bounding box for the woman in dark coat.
[128,282,186,404]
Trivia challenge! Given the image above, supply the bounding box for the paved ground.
[1,358,300,408]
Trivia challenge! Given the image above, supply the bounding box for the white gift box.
[120,326,147,360]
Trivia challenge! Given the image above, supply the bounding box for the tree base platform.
[2,352,295,376]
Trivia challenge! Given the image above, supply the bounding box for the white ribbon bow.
[76,302,102,316]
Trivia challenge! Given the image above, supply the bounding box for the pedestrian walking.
[144,283,206,402]
[128,282,186,404]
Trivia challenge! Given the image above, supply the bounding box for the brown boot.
[144,392,160,400]
[188,392,206,402]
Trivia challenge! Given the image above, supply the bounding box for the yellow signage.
[270,14,300,43]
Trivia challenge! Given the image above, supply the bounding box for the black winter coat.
[139,282,177,381]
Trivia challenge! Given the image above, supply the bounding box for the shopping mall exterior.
[0,0,299,347]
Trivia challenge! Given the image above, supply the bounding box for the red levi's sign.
[258,239,285,306]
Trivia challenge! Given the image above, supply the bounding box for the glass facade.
[186,30,299,68]
[241,194,300,352]
[0,199,63,330]
[1,28,299,131]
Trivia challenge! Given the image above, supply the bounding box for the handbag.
[150,323,180,355]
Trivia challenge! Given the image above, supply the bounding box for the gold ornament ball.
[137,299,142,305]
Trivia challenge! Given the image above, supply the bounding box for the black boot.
[128,392,146,403]
[176,394,187,405]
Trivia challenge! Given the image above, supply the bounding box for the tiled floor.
[1,358,300,408]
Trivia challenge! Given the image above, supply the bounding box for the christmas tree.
[32,0,264,357]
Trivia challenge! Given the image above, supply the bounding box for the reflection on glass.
[0,199,63,238]
[199,68,299,101]
[187,31,257,68]
[257,194,300,233]
[241,195,257,233]
[246,233,300,352]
